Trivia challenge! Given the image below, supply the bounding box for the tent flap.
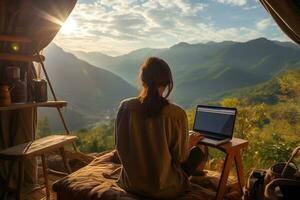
[260,0,300,45]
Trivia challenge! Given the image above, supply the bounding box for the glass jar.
[32,79,47,102]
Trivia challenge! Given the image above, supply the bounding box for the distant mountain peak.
[253,37,268,41]
[246,37,271,44]
[170,42,191,49]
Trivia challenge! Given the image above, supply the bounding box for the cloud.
[256,18,273,31]
[216,0,247,6]
[53,0,286,55]
[243,5,258,10]
[54,0,209,55]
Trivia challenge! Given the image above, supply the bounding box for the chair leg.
[41,154,50,199]
[59,147,72,174]
[16,161,24,200]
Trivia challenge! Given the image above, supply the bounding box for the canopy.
[260,0,300,45]
[0,0,76,186]
[0,0,77,52]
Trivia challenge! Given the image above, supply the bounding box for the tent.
[0,0,299,199]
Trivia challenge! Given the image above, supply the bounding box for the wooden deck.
[3,151,95,200]
[24,172,60,200]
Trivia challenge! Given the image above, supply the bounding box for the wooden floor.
[4,151,93,200]
[24,173,61,200]
[3,172,62,200]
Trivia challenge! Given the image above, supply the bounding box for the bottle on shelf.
[5,66,27,103]
[0,85,11,106]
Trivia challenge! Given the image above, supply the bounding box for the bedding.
[52,150,241,200]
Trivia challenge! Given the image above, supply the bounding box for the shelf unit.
[0,53,45,62]
[0,34,73,139]
[0,34,44,62]
[0,35,77,200]
[0,101,67,111]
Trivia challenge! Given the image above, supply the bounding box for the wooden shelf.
[0,35,44,63]
[0,35,32,43]
[0,53,45,63]
[0,101,67,111]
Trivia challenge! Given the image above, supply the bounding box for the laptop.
[192,105,237,146]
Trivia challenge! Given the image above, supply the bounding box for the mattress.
[52,150,241,200]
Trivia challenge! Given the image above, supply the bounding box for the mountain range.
[39,43,137,131]
[42,38,300,131]
[73,38,300,106]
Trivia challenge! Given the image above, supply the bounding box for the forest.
[37,69,300,175]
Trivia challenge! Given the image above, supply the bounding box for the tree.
[277,70,300,102]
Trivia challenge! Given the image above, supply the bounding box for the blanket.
[52,150,241,200]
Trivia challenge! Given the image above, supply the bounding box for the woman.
[115,57,207,199]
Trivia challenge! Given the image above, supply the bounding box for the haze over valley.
[41,38,300,131]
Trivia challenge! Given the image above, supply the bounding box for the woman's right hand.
[188,131,203,148]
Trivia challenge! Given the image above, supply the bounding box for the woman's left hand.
[188,131,203,148]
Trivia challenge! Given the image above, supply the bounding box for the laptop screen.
[193,105,237,139]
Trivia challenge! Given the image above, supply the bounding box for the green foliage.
[253,133,298,167]
[69,69,300,177]
[75,120,115,153]
[187,69,300,174]
[277,70,300,102]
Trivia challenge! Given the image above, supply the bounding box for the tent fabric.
[0,0,76,187]
[0,0,77,52]
[259,0,300,45]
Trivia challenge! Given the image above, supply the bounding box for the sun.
[61,17,77,34]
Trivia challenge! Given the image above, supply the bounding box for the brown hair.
[138,57,173,118]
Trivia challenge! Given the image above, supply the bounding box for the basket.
[264,146,300,200]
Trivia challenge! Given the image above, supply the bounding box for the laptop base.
[199,137,231,146]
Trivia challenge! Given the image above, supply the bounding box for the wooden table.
[198,138,248,200]
[0,135,77,200]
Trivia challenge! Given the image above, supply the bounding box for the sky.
[53,0,291,56]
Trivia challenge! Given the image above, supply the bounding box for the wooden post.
[16,161,24,200]
[59,147,72,174]
[41,154,50,199]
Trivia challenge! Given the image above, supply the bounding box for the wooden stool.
[0,135,77,200]
[199,138,248,200]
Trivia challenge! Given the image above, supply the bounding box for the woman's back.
[116,97,190,199]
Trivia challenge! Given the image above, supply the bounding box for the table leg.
[234,151,245,192]
[16,161,24,200]
[59,147,72,174]
[1,161,15,200]
[41,154,50,199]
[216,153,234,200]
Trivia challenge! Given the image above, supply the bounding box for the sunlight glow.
[61,18,77,35]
